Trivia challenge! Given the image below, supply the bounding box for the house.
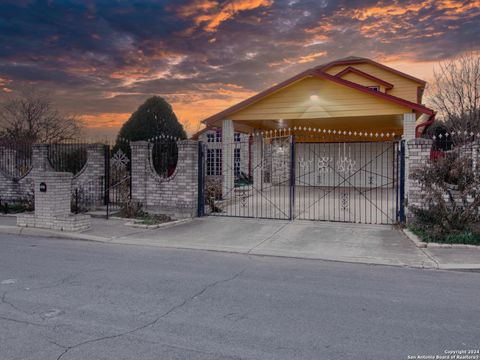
[192,56,435,224]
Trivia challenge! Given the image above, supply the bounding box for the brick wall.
[131,140,199,218]
[1,143,106,206]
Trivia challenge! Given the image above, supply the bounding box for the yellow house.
[195,57,435,225]
[197,56,434,138]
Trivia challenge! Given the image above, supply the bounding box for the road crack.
[1,291,32,315]
[55,267,246,360]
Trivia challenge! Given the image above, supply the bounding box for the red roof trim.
[334,66,394,89]
[320,58,427,86]
[314,70,434,115]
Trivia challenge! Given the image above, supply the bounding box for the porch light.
[310,94,319,101]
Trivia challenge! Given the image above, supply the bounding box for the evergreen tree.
[116,96,187,144]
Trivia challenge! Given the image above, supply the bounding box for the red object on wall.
[430,149,445,160]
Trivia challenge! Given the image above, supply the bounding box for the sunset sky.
[0,0,479,139]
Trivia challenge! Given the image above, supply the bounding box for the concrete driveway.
[116,217,436,268]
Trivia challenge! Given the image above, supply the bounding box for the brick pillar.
[86,144,105,175]
[176,140,199,213]
[34,172,73,219]
[472,141,479,171]
[252,132,263,191]
[222,119,234,198]
[403,113,416,196]
[406,138,432,220]
[17,171,91,231]
[32,144,53,173]
[130,141,150,206]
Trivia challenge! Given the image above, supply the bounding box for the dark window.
[206,133,215,142]
[368,86,380,92]
[215,130,222,142]
[234,133,241,142]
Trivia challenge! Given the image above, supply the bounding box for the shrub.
[205,178,222,213]
[119,200,145,218]
[409,149,480,242]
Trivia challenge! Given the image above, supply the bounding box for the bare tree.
[428,52,480,134]
[0,90,82,143]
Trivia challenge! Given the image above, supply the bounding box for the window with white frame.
[368,86,380,92]
[206,133,215,142]
[207,149,222,175]
[234,133,241,142]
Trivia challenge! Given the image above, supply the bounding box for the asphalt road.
[0,234,479,360]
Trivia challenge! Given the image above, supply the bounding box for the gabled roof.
[201,59,433,126]
[334,66,394,90]
[318,56,427,86]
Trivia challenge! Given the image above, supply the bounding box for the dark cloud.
[0,0,478,135]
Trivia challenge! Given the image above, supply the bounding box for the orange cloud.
[297,51,328,64]
[79,83,256,138]
[351,1,432,20]
[0,77,12,93]
[176,0,273,32]
[269,51,328,68]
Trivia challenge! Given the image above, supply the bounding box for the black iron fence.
[150,135,179,178]
[0,138,33,179]
[48,141,88,175]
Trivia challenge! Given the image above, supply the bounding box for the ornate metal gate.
[202,130,404,224]
[104,141,132,218]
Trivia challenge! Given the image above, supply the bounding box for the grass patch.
[409,226,480,245]
[136,213,172,225]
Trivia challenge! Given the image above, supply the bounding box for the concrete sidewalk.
[0,215,479,270]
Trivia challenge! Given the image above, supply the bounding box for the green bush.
[409,149,480,244]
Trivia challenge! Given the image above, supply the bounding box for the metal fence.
[0,138,33,179]
[204,129,404,224]
[48,141,88,175]
[150,135,179,178]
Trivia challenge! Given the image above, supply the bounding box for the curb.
[125,218,193,229]
[0,225,108,243]
[1,224,479,271]
[402,229,480,249]
[402,229,427,248]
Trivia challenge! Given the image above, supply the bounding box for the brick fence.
[131,140,199,218]
[406,138,480,221]
[0,143,106,206]
[0,144,51,202]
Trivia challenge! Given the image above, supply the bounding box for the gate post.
[222,119,234,198]
[197,142,205,217]
[252,132,263,191]
[398,140,406,223]
[289,134,295,220]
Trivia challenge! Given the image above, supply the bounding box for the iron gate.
[104,142,132,218]
[202,131,405,225]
